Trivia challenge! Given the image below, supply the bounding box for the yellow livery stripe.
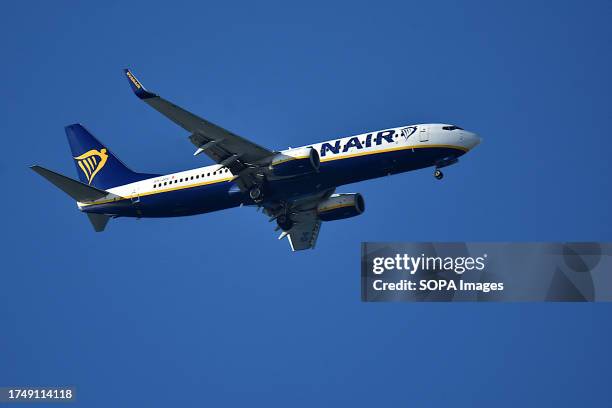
[79,176,237,206]
[319,202,355,212]
[80,144,466,206]
[272,155,311,166]
[321,143,467,162]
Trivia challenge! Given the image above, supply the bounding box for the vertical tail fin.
[65,124,157,189]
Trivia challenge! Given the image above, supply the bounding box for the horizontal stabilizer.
[30,165,112,202]
[87,213,110,232]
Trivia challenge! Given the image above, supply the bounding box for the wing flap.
[285,210,322,251]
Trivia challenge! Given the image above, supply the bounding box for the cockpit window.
[442,125,463,131]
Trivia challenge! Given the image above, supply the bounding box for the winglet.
[123,69,157,99]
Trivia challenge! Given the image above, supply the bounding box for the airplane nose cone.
[465,132,481,150]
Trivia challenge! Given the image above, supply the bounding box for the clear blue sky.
[1,1,611,406]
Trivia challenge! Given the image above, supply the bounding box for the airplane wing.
[123,69,273,175]
[266,189,333,251]
[281,210,322,251]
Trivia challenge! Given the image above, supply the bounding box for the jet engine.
[317,193,365,221]
[269,147,320,177]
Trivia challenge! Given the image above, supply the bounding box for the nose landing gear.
[434,156,458,180]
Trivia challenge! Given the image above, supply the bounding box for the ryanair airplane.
[31,70,481,251]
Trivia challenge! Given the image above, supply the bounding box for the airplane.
[31,69,481,251]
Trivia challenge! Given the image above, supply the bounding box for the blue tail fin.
[65,124,158,189]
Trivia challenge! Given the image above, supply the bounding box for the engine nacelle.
[269,147,320,177]
[317,193,365,222]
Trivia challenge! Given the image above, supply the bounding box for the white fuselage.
[79,123,480,213]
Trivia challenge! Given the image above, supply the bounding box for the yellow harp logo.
[74,148,108,184]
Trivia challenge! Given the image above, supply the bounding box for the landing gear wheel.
[249,186,263,202]
[277,214,294,231]
[434,169,444,180]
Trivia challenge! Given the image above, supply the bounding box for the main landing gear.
[434,169,444,180]
[276,214,294,231]
[249,186,264,203]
